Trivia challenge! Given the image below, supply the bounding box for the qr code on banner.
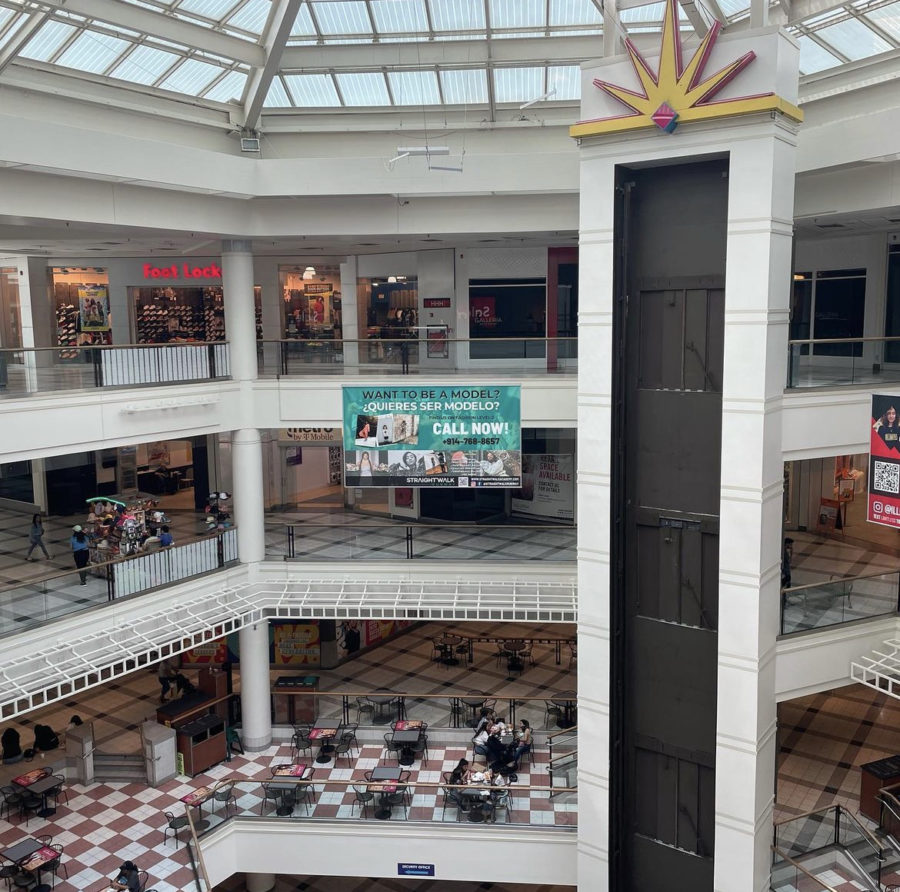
[874,459,900,494]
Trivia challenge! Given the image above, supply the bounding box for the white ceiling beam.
[750,0,769,27]
[603,0,627,58]
[280,35,606,71]
[242,0,302,132]
[678,0,711,36]
[782,0,851,25]
[36,0,265,67]
[0,9,49,75]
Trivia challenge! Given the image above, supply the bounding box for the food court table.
[309,719,340,763]
[0,839,43,865]
[25,774,61,819]
[391,729,420,766]
[180,786,215,830]
[438,635,463,665]
[503,640,527,673]
[369,766,403,820]
[461,783,494,823]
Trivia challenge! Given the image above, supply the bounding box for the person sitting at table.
[108,860,140,892]
[447,758,472,811]
[484,728,509,769]
[512,719,532,768]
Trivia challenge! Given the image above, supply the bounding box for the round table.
[438,636,463,665]
[503,640,527,673]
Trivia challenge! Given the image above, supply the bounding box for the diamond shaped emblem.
[651,102,678,133]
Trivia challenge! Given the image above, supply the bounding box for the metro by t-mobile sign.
[143,263,222,280]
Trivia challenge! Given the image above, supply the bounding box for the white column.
[339,256,359,368]
[576,152,616,892]
[239,621,272,751]
[30,458,48,513]
[17,257,54,389]
[232,429,265,564]
[714,119,798,892]
[221,239,257,382]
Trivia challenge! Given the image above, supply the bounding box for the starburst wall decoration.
[570,0,802,138]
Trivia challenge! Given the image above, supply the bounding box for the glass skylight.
[283,72,340,106]
[439,68,488,104]
[388,69,442,105]
[19,20,76,62]
[493,66,544,103]
[56,31,130,75]
[0,0,893,115]
[371,0,429,33]
[110,45,181,85]
[335,71,391,105]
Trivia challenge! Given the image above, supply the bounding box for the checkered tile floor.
[0,741,573,892]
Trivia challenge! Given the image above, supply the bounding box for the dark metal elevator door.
[610,157,728,892]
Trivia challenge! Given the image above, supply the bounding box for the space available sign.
[511,454,575,521]
[868,394,900,528]
[342,384,521,488]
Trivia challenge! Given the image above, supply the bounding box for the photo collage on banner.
[868,393,900,528]
[342,385,522,487]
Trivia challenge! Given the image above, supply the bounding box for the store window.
[130,286,261,344]
[468,278,546,359]
[884,245,900,363]
[50,267,110,358]
[358,276,418,361]
[281,265,342,341]
[0,267,22,350]
[790,268,866,357]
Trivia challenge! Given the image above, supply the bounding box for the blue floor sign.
[398,863,435,877]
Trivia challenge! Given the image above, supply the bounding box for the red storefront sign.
[423,298,451,308]
[143,263,222,279]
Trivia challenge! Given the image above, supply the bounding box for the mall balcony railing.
[780,569,900,636]
[0,341,230,396]
[787,335,900,389]
[0,528,237,638]
[256,337,578,377]
[181,775,577,835]
[773,804,886,891]
[266,521,576,562]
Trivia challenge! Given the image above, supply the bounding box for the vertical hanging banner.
[868,394,900,528]
[78,285,111,332]
[343,385,521,487]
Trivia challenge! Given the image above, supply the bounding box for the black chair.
[332,736,354,767]
[0,786,21,822]
[225,726,244,756]
[384,785,408,819]
[163,810,189,846]
[412,733,429,765]
[20,792,41,826]
[138,870,150,892]
[341,722,360,756]
[45,844,67,884]
[351,783,375,819]
[0,864,18,889]
[543,700,563,729]
[355,697,375,724]
[291,726,312,761]
[11,873,33,890]
[293,778,315,816]
[34,836,52,847]
[383,732,400,765]
[213,780,236,814]
[259,783,283,816]
[49,776,67,807]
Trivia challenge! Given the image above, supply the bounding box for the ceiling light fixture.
[519,89,557,110]
[302,266,316,280]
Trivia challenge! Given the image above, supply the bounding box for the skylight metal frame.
[0,575,577,720]
[850,638,900,700]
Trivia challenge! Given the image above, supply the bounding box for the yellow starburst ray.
[572,0,803,137]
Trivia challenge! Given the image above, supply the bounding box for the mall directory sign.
[869,394,900,528]
[343,384,521,487]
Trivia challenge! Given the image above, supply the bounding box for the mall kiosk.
[860,755,900,822]
[156,668,228,776]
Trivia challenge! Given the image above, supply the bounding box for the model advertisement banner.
[78,285,110,332]
[511,454,575,521]
[868,394,900,528]
[342,385,521,488]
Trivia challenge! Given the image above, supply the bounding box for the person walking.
[70,524,91,585]
[26,513,50,560]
